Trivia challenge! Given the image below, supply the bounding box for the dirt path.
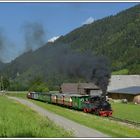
[8,96,109,138]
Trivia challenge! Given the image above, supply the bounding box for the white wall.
[90,90,102,96]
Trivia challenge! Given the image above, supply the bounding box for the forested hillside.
[0,4,140,90]
[57,4,140,73]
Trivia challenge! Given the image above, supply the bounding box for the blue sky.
[0,2,138,62]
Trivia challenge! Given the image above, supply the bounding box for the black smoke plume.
[23,22,45,52]
[47,44,111,97]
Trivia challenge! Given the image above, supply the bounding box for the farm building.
[107,75,140,91]
[60,83,102,96]
[107,86,140,104]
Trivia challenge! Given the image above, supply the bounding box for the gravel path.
[8,96,109,138]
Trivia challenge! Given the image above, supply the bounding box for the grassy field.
[6,92,140,137]
[31,99,140,137]
[5,91,27,99]
[111,102,140,122]
[7,92,140,122]
[0,95,72,138]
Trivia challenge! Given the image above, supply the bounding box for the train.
[27,92,112,117]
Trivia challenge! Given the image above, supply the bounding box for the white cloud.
[82,17,94,25]
[48,36,60,43]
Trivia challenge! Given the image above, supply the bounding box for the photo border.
[0,1,139,140]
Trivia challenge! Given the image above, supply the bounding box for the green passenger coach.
[71,94,89,110]
[45,93,52,103]
[38,93,46,101]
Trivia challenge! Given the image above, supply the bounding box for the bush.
[29,82,49,92]
[9,81,28,91]
[128,64,140,74]
[112,69,129,75]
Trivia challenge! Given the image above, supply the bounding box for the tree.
[0,76,10,90]
[29,82,49,92]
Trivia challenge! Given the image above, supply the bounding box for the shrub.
[29,82,49,92]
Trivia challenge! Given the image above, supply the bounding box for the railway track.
[108,116,140,127]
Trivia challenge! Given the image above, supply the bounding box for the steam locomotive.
[27,92,112,117]
[83,96,112,116]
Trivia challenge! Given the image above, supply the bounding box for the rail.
[109,116,140,127]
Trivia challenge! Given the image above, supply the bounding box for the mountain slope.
[1,4,140,89]
[57,4,140,71]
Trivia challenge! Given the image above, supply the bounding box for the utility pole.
[0,76,4,91]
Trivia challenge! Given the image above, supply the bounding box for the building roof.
[107,75,140,91]
[61,83,100,94]
[108,86,140,95]
[61,83,79,93]
[78,83,99,89]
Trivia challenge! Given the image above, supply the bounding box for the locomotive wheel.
[83,108,87,113]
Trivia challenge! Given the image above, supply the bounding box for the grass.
[112,69,129,75]
[7,92,140,137]
[0,95,73,138]
[111,102,140,122]
[30,100,140,137]
[5,91,27,99]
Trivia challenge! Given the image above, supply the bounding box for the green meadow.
[6,92,140,137]
[0,95,72,138]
